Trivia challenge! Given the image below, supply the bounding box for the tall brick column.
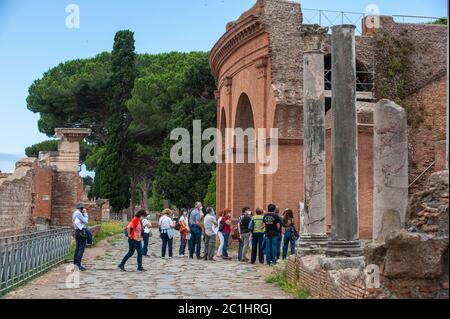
[50,128,91,226]
[325,25,363,258]
[298,25,328,255]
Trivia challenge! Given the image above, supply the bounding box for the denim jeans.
[238,238,243,261]
[161,232,173,258]
[179,235,187,256]
[275,233,282,261]
[265,236,278,265]
[73,229,87,266]
[241,232,251,261]
[142,233,150,256]
[251,232,265,264]
[282,230,296,259]
[222,232,230,257]
[188,225,202,258]
[204,234,216,260]
[119,238,143,269]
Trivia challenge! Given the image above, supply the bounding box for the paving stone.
[3,235,290,299]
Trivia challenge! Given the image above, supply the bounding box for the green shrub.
[266,262,310,299]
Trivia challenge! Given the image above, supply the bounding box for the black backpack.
[218,218,225,232]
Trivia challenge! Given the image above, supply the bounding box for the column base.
[298,234,328,256]
[319,256,365,270]
[325,240,363,258]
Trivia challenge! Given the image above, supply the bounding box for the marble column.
[298,25,328,255]
[373,99,408,243]
[325,25,362,258]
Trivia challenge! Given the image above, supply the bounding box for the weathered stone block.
[384,230,448,279]
[373,99,408,242]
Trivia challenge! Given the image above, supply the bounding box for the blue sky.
[0,0,447,174]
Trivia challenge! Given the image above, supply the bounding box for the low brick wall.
[287,255,369,299]
[89,224,102,238]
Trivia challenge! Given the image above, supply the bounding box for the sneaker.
[178,254,185,258]
[197,256,203,260]
[118,265,126,272]
[137,268,147,272]
[78,265,87,271]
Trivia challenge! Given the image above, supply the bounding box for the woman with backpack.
[216,210,224,258]
[159,208,175,259]
[118,210,147,272]
[282,208,297,260]
[177,208,189,257]
[220,208,232,260]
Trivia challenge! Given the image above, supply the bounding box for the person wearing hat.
[118,210,147,272]
[72,202,89,271]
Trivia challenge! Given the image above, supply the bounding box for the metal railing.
[302,9,366,35]
[324,69,375,92]
[302,8,444,36]
[392,15,445,25]
[0,227,72,296]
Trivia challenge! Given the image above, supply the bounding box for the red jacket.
[127,217,143,241]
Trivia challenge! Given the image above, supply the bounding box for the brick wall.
[51,172,80,227]
[0,159,36,234]
[287,255,369,299]
[406,76,448,193]
[32,162,53,220]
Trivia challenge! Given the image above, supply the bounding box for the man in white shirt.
[203,207,218,261]
[141,213,151,257]
[72,203,89,271]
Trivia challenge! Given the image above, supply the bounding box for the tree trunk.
[130,177,137,214]
[139,179,151,211]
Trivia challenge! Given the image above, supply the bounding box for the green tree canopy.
[27,53,112,145]
[153,55,216,209]
[95,30,137,212]
[203,171,216,211]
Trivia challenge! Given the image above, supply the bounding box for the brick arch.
[232,92,256,215]
[219,107,227,150]
[235,93,255,130]
[217,107,227,212]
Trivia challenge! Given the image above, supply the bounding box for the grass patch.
[266,262,310,299]
[92,220,124,245]
[64,221,124,263]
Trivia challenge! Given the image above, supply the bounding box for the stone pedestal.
[326,25,362,258]
[49,128,91,226]
[299,25,329,255]
[373,99,408,242]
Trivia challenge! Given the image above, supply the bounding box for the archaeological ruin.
[210,0,448,298]
[0,128,110,235]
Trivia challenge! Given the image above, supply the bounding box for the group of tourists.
[71,201,299,272]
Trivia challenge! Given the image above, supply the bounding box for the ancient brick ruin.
[0,128,109,235]
[210,0,448,299]
[209,0,447,240]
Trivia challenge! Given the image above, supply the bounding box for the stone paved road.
[4,234,290,299]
